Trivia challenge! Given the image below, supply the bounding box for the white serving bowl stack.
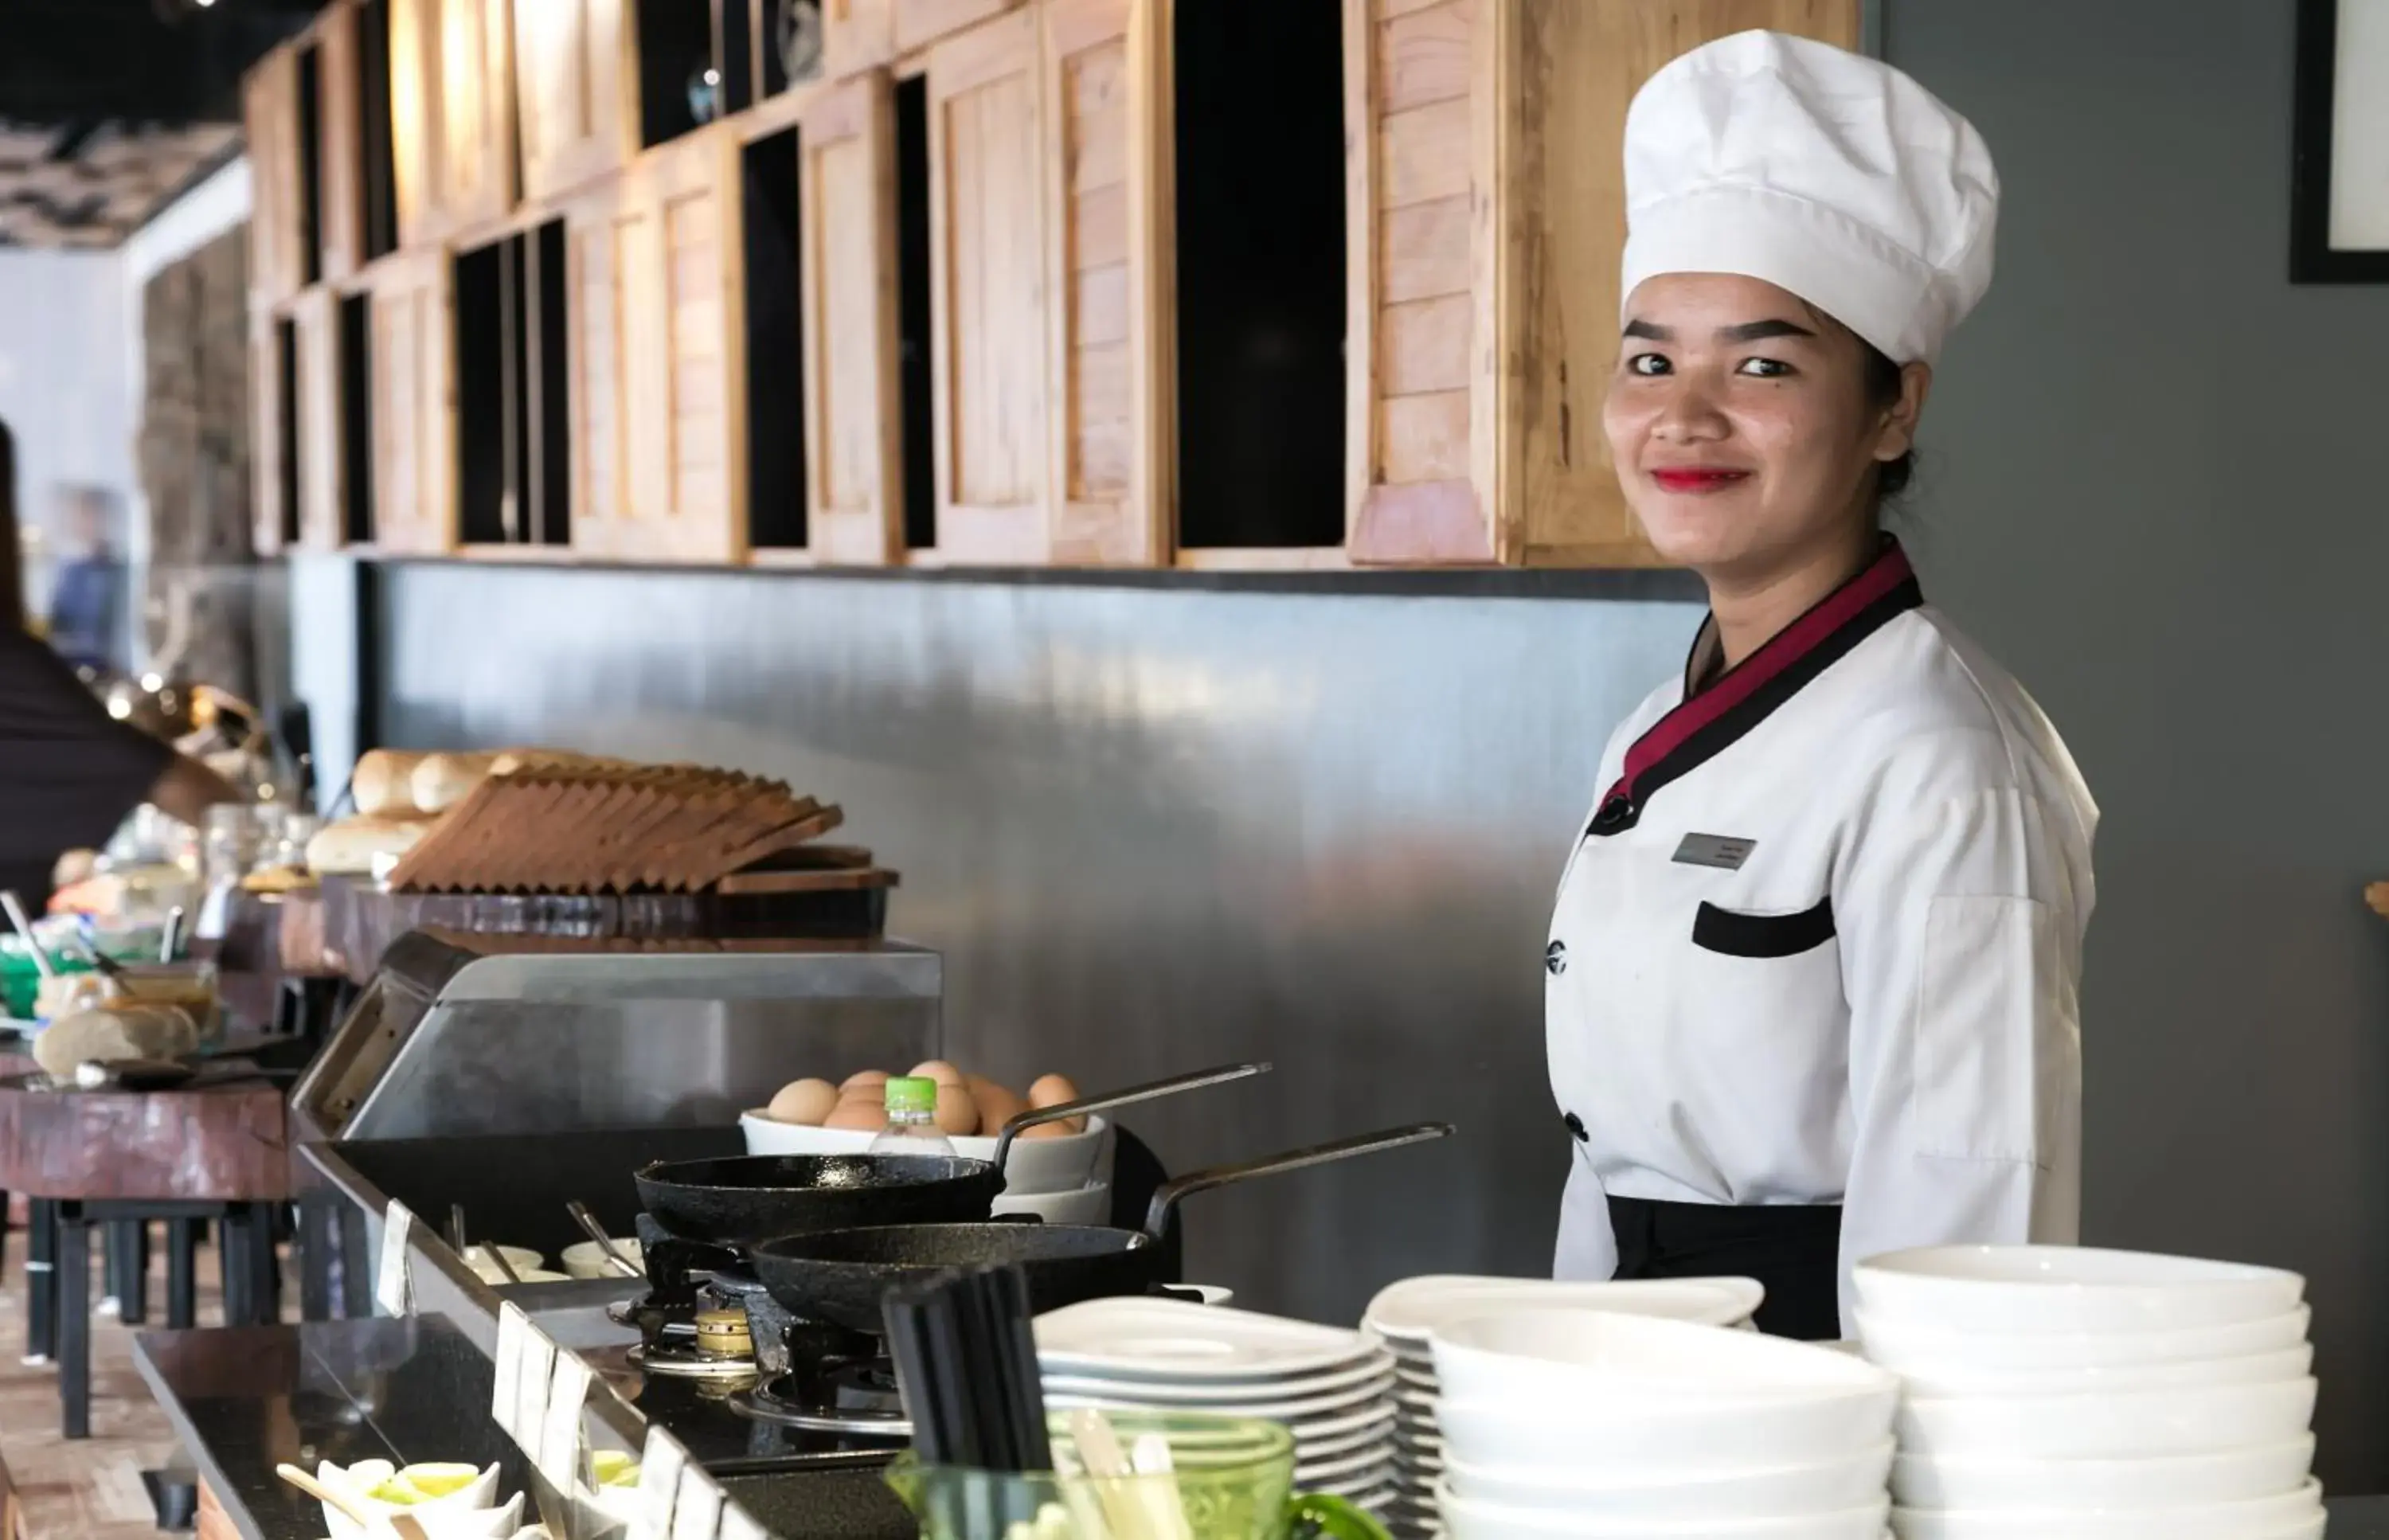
[1423,1305,1897,1540]
[1363,1276,1766,1538]
[1851,1245,2321,1540]
[1033,1296,1402,1513]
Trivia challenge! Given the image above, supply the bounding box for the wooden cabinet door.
[292,288,346,550]
[1345,0,1492,565]
[369,249,459,555]
[516,0,635,203]
[317,3,366,283]
[608,131,748,564]
[823,0,897,76]
[249,320,288,557]
[439,0,519,231]
[389,0,444,247]
[1039,0,1161,565]
[242,48,303,307]
[897,0,1021,56]
[799,75,902,565]
[926,9,1050,562]
[564,183,633,560]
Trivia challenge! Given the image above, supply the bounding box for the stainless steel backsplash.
[371,561,1705,1327]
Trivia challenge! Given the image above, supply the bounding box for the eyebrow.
[1621,318,1819,342]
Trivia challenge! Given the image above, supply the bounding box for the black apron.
[1606,1194,1844,1341]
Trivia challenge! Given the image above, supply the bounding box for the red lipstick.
[1650,468,1750,493]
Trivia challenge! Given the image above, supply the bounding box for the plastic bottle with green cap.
[869,1075,956,1156]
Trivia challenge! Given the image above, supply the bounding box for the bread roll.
[411,752,498,814]
[33,1002,200,1078]
[306,815,432,876]
[351,750,428,818]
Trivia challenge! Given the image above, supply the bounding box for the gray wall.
[1888,0,2389,1491]
[350,0,2389,1492]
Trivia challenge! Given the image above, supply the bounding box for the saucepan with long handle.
[633,1061,1273,1247]
[749,1120,1456,1334]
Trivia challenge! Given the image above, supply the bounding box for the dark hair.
[1860,343,1915,506]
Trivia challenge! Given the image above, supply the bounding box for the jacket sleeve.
[1832,736,2086,1334]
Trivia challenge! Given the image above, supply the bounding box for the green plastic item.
[885,1076,940,1116]
[0,932,163,1021]
[886,1412,1394,1540]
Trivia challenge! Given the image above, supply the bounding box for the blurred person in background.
[45,485,124,672]
[0,422,237,908]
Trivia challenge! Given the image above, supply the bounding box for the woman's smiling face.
[1603,272,1927,582]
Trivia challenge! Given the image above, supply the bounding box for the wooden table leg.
[22,1199,53,1363]
[219,1208,248,1327]
[108,1219,149,1324]
[166,1218,199,1329]
[56,1206,88,1439]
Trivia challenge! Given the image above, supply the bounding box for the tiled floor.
[0,1237,251,1538]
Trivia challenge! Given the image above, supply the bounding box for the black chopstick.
[882,1263,1054,1483]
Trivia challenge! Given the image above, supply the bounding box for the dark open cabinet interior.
[896,72,934,553]
[275,319,302,549]
[338,291,374,545]
[454,221,571,548]
[742,127,807,550]
[1171,0,1347,550]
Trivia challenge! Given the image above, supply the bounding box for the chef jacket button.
[1562,1112,1588,1142]
[1545,940,1567,975]
[1589,797,1635,835]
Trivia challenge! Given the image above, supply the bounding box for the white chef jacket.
[1546,541,2095,1332]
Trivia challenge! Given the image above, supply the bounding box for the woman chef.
[1546,31,2097,1339]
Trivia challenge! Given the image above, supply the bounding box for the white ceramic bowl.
[561,1238,646,1279]
[1889,1479,2321,1540]
[1887,1343,2313,1398]
[1890,1435,2315,1511]
[1855,1305,2309,1372]
[1432,1308,1898,1409]
[459,1245,544,1275]
[316,1461,512,1539]
[1446,1440,1892,1518]
[1852,1247,2305,1335]
[1437,1393,1894,1479]
[1896,1378,2317,1460]
[1438,1483,1887,1540]
[990,1181,1113,1225]
[739,1108,1114,1193]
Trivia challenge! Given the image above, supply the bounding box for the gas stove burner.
[627,1339,762,1381]
[729,1362,913,1438]
[608,1296,698,1337]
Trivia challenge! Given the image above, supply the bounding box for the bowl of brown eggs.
[739,1061,1113,1196]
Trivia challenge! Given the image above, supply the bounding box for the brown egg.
[841,1069,892,1093]
[1025,1073,1087,1135]
[767,1078,840,1125]
[933,1081,979,1136]
[909,1060,968,1088]
[823,1094,888,1132]
[966,1075,1027,1138]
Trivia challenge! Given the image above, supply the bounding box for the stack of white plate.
[1034,1296,1401,1511]
[1853,1246,2321,1540]
[1428,1309,1899,1540]
[1363,1276,1765,1537]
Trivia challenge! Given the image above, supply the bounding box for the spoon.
[1,892,53,980]
[449,1204,522,1285]
[565,1200,643,1277]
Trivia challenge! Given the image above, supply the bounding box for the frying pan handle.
[991,1061,1273,1172]
[1142,1122,1456,1238]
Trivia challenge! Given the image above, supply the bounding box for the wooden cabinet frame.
[392,0,521,246]
[514,0,638,203]
[244,48,304,308]
[292,288,347,550]
[799,75,905,565]
[367,248,459,556]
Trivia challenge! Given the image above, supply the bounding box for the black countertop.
[133,1316,535,1540]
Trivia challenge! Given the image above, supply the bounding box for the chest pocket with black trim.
[1692,896,1836,959]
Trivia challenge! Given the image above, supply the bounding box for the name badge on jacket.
[1672,834,1756,870]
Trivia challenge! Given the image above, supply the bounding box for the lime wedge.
[397,1464,481,1499]
[590,1451,639,1486]
[365,1482,427,1506]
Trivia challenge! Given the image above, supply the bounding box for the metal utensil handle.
[448,1203,468,1254]
[565,1200,643,1277]
[990,1061,1272,1173]
[1142,1121,1455,1239]
[0,892,53,980]
[69,927,127,985]
[161,906,186,963]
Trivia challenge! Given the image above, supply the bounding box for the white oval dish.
[1437,1483,1887,1540]
[1855,1305,2309,1372]
[1437,1390,1894,1478]
[1887,1343,2312,1398]
[1368,1276,1763,1342]
[1446,1439,1894,1519]
[1431,1308,1898,1409]
[1852,1247,2304,1335]
[1887,1478,2321,1540]
[1035,1296,1377,1380]
[1894,1378,2317,1460]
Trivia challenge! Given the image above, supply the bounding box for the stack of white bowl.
[1852,1246,2321,1540]
[1363,1276,1765,1537]
[740,1109,1116,1222]
[1427,1307,1899,1540]
[1034,1296,1402,1511]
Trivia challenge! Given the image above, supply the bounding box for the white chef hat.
[1618,30,1999,365]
